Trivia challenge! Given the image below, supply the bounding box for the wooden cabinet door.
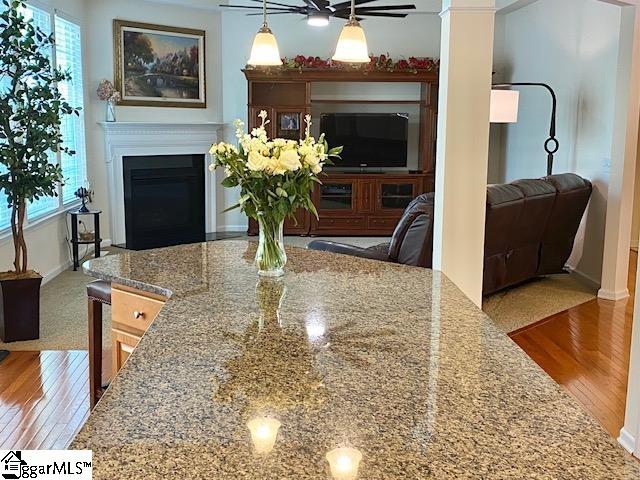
[316,180,357,215]
[111,286,165,334]
[112,329,141,374]
[374,179,421,215]
[358,180,374,213]
[110,285,165,375]
[284,209,310,235]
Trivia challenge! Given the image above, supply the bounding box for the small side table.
[68,209,102,271]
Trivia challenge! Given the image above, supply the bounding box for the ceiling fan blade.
[336,4,415,13]
[302,0,321,10]
[220,4,299,11]
[358,11,408,17]
[245,10,301,14]
[334,12,363,20]
[331,0,379,10]
[223,0,303,8]
[356,4,416,10]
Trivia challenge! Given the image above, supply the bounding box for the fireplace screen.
[123,154,205,250]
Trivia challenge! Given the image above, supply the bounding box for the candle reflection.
[326,447,363,480]
[306,320,326,341]
[247,417,281,454]
[305,311,326,342]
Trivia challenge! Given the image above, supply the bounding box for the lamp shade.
[247,27,283,66]
[490,90,519,123]
[332,21,369,63]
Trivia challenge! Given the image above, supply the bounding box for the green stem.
[256,216,286,274]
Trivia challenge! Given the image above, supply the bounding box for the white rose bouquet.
[209,111,342,276]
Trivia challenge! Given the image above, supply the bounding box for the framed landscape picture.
[113,20,206,108]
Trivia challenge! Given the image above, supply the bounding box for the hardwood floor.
[511,250,637,438]
[0,349,111,450]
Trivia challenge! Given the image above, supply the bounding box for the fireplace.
[123,154,205,250]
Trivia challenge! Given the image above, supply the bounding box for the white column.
[433,0,496,308]
[600,5,640,301]
[621,228,640,456]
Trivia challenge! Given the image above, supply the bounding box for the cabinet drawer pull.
[133,310,144,319]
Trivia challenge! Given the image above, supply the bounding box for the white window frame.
[0,1,85,238]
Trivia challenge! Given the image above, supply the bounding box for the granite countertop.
[72,240,640,479]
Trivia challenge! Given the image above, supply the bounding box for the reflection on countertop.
[73,240,640,479]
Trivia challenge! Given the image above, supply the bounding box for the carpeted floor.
[1,237,596,350]
[482,273,597,333]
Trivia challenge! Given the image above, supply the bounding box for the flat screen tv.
[320,113,408,169]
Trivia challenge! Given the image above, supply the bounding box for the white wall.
[490,0,622,286]
[219,11,443,229]
[83,0,223,242]
[0,0,86,279]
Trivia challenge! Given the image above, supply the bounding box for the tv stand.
[244,68,438,236]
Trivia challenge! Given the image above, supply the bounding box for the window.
[0,3,86,230]
[55,15,86,205]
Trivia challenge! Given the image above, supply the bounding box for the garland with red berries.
[247,54,439,73]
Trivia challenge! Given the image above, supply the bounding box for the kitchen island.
[72,240,640,479]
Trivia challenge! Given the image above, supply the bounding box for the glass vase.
[106,100,116,122]
[255,216,287,277]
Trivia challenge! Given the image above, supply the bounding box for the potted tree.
[0,0,80,342]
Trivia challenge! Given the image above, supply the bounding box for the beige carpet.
[0,267,112,351]
[483,273,597,334]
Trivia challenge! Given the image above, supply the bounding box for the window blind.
[55,15,86,205]
[23,4,58,219]
[0,4,87,232]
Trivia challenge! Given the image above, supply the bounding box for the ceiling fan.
[220,0,417,27]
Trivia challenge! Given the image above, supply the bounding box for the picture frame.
[277,112,301,140]
[113,20,206,108]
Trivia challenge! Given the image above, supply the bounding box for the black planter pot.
[0,275,42,342]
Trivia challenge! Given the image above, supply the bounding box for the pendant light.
[247,0,282,66]
[332,0,370,63]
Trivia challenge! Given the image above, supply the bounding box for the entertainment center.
[244,67,438,236]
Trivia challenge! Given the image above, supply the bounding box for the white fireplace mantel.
[100,121,224,246]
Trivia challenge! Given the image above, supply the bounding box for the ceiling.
[143,0,539,14]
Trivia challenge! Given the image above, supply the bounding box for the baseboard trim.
[217,224,247,232]
[564,265,601,291]
[42,259,72,285]
[41,238,113,285]
[619,427,636,454]
[598,288,630,301]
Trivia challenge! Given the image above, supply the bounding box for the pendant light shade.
[247,0,282,66]
[332,0,369,63]
[248,26,282,66]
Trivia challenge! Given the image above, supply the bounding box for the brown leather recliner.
[307,193,435,268]
[307,173,592,295]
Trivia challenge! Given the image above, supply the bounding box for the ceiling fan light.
[308,12,330,27]
[332,19,369,63]
[247,25,283,66]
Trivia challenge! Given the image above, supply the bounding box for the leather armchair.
[307,193,435,268]
[307,173,592,296]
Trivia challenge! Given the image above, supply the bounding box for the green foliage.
[211,115,342,227]
[0,0,81,273]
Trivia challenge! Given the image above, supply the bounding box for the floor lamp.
[490,83,558,176]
